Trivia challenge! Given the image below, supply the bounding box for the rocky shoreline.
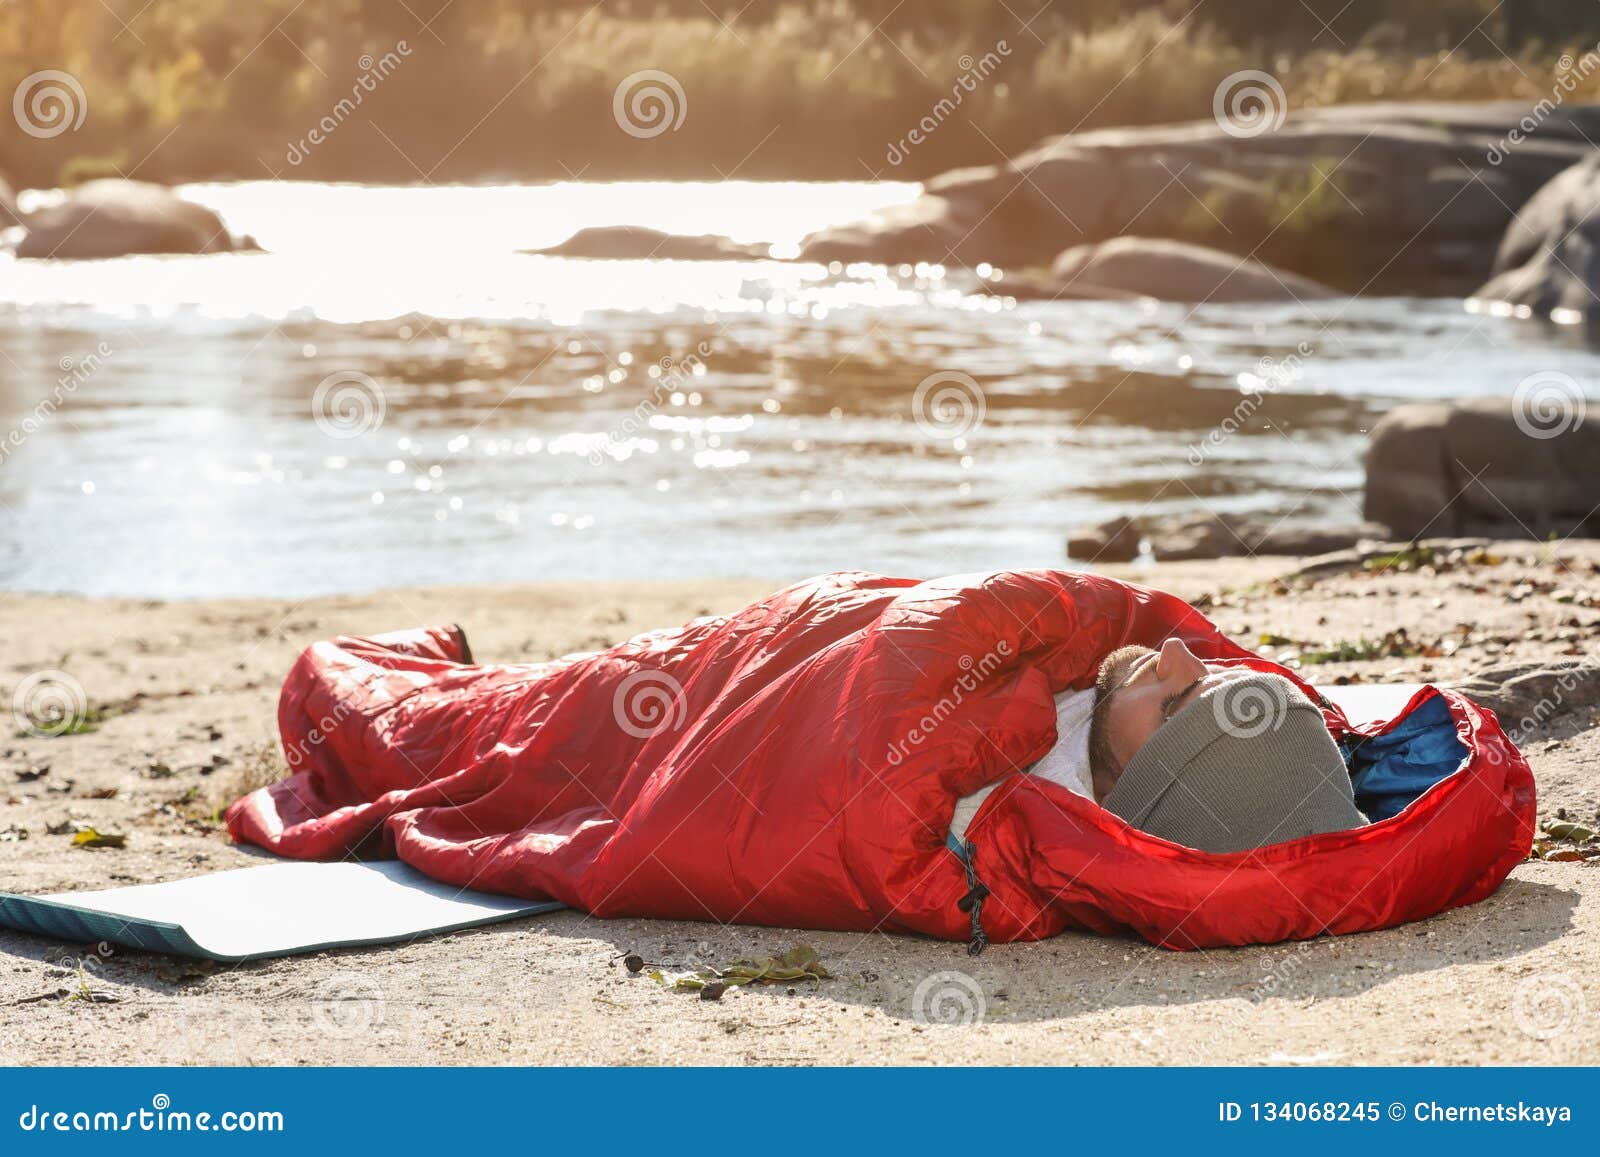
[799,100,1600,303]
[14,99,1600,313]
[1070,384,1600,564]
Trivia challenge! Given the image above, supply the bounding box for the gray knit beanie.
[1102,672,1368,853]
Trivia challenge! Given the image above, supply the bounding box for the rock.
[17,180,249,259]
[525,226,766,261]
[1066,516,1142,563]
[790,192,992,266]
[1069,512,1374,563]
[1005,237,1337,303]
[1472,154,1600,324]
[1451,660,1600,733]
[1361,403,1455,539]
[801,101,1600,293]
[1252,523,1380,557]
[1148,513,1376,561]
[1364,398,1600,539]
[1148,514,1254,561]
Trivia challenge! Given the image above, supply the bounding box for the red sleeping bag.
[226,570,1535,949]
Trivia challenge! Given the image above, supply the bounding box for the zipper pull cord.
[954,837,990,956]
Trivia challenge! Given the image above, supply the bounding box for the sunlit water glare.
[0,180,1592,598]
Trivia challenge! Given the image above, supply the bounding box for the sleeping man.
[229,568,1525,949]
[950,636,1370,852]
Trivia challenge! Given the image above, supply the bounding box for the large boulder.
[524,226,766,261]
[1006,237,1337,303]
[1364,397,1600,539]
[801,101,1600,293]
[16,180,251,259]
[776,193,984,266]
[1472,154,1600,324]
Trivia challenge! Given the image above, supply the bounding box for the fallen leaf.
[1544,821,1596,843]
[71,828,126,849]
[651,943,830,993]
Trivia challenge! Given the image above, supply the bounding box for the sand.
[2,548,1597,1066]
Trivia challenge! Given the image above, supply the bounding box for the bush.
[2,0,1598,186]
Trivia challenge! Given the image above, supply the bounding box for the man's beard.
[1086,644,1156,800]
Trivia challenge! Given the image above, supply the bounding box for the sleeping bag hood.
[226,570,1535,950]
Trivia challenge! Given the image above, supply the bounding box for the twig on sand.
[10,987,73,1005]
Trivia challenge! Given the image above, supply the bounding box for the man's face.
[1089,638,1253,798]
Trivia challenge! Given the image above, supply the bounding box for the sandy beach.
[2,547,1597,1066]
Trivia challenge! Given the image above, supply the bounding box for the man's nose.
[1155,637,1207,683]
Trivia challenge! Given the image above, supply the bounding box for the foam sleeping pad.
[0,860,563,961]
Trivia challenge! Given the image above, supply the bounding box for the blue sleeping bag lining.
[1341,694,1469,821]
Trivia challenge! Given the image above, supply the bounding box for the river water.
[0,180,1591,598]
